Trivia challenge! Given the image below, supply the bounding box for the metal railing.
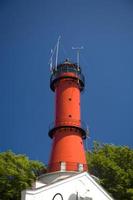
[50,64,85,91]
[49,119,86,130]
[50,71,85,86]
[48,119,88,139]
[52,63,82,73]
[47,161,88,172]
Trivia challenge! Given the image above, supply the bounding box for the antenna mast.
[72,46,84,66]
[49,36,61,72]
[85,125,90,151]
[55,36,61,69]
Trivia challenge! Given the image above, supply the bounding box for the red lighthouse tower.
[22,54,114,200]
[48,59,87,172]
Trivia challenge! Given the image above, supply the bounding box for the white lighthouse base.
[21,172,114,200]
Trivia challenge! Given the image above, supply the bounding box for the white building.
[21,171,114,200]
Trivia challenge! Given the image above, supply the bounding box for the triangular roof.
[21,172,114,200]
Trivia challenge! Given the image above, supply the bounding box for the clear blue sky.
[0,0,133,164]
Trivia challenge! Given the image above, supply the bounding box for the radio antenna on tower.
[85,125,90,151]
[55,36,61,69]
[49,36,61,72]
[72,46,84,66]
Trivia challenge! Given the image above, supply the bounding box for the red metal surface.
[48,70,87,172]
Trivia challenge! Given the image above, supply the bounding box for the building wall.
[21,173,113,200]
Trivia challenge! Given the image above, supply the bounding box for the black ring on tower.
[48,125,87,140]
[50,61,85,92]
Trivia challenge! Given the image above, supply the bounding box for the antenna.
[49,49,53,72]
[48,36,61,72]
[86,125,90,138]
[72,46,84,66]
[55,36,61,69]
[85,125,90,151]
[48,47,56,72]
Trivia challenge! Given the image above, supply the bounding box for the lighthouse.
[48,59,87,173]
[21,50,114,200]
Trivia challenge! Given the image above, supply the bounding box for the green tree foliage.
[86,142,133,200]
[0,150,45,200]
